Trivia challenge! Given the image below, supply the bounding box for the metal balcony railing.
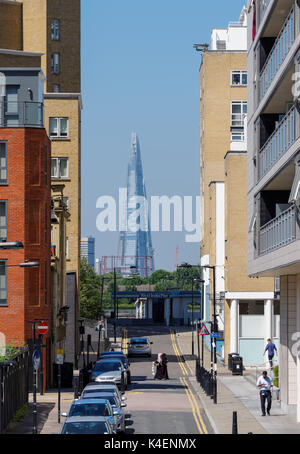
[259,205,296,255]
[259,105,296,179]
[260,4,295,100]
[259,0,271,24]
[0,101,44,128]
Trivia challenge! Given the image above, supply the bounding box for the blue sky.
[81,0,246,271]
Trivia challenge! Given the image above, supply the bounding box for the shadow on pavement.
[130,382,185,391]
[6,402,56,434]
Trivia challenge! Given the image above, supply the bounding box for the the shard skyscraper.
[118,133,154,277]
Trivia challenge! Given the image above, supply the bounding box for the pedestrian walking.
[154,353,169,380]
[257,371,273,416]
[263,338,277,369]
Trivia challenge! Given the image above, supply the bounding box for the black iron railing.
[196,360,213,397]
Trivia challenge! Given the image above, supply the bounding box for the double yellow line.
[170,329,188,375]
[170,329,208,435]
[122,328,128,354]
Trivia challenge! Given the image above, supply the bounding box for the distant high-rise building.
[118,133,154,277]
[81,236,95,268]
[95,258,101,275]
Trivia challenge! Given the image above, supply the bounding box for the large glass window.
[0,201,7,241]
[0,142,7,184]
[0,261,7,306]
[51,19,60,41]
[49,118,69,138]
[51,158,69,179]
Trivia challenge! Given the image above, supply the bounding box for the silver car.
[127,337,153,357]
[82,392,127,433]
[81,382,126,401]
[90,358,128,390]
[61,416,113,434]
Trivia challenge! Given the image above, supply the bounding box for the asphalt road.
[122,324,212,434]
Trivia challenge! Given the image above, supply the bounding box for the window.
[66,237,69,259]
[0,142,8,184]
[231,101,247,127]
[231,70,247,86]
[63,197,69,208]
[0,261,7,306]
[51,19,60,40]
[51,53,60,74]
[0,201,7,241]
[53,84,60,93]
[231,128,245,142]
[216,40,226,50]
[51,158,69,179]
[49,118,68,138]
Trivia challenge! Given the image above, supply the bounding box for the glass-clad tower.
[118,133,154,277]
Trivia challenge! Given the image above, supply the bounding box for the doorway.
[152,298,165,323]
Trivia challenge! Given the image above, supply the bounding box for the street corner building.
[0,0,82,387]
[247,0,300,422]
[199,6,277,369]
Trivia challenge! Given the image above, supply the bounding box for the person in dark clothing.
[154,353,169,380]
[263,338,278,369]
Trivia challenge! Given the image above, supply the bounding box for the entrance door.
[152,298,165,323]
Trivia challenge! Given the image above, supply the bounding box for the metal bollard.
[232,411,238,434]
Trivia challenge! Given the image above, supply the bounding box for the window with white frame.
[51,19,60,41]
[51,158,69,179]
[0,142,8,184]
[231,70,247,86]
[231,101,247,127]
[231,128,245,142]
[49,117,68,138]
[0,260,7,306]
[51,53,60,74]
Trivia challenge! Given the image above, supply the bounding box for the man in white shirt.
[257,371,273,416]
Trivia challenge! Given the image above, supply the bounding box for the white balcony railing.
[259,105,296,179]
[259,205,296,255]
[259,0,271,24]
[260,4,295,100]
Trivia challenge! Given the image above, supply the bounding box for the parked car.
[81,392,126,433]
[81,382,126,401]
[61,416,113,434]
[61,398,118,433]
[90,358,128,390]
[98,353,131,384]
[127,337,153,357]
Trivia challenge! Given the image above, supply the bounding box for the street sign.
[56,349,64,365]
[211,332,221,338]
[37,321,49,335]
[32,350,41,370]
[198,323,210,336]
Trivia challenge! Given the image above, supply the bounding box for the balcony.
[0,101,44,128]
[259,205,296,255]
[259,105,297,179]
[260,4,295,100]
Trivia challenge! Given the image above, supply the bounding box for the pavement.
[174,326,300,434]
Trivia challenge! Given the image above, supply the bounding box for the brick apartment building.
[0,52,52,389]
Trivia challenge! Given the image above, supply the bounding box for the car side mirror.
[61,413,68,417]
[113,410,118,415]
[122,396,127,401]
[121,402,127,407]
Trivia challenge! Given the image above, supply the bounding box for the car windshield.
[95,395,118,406]
[84,388,116,395]
[100,355,126,364]
[69,403,109,417]
[93,361,121,372]
[61,421,108,434]
[131,338,147,344]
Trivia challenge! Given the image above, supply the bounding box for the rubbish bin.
[228,353,239,371]
[232,356,243,376]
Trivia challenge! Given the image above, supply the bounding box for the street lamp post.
[203,265,218,404]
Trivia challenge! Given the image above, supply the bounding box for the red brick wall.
[0,128,52,389]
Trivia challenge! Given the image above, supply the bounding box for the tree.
[80,258,102,319]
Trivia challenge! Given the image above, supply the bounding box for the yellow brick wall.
[0,2,22,50]
[44,97,81,290]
